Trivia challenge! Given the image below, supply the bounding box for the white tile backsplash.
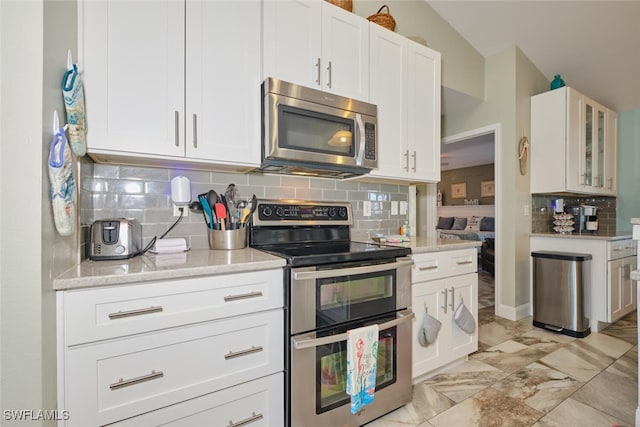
[81,162,410,253]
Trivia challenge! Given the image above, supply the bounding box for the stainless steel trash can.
[531,251,591,338]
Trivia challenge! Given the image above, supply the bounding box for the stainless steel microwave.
[256,78,377,179]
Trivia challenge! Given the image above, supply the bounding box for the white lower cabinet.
[608,255,637,321]
[111,373,283,427]
[530,236,637,331]
[57,270,284,427]
[411,248,478,381]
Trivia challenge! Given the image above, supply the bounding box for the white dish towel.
[346,324,379,414]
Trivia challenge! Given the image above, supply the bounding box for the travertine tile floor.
[370,271,638,426]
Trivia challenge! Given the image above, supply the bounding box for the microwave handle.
[292,309,415,350]
[355,113,365,166]
[293,258,413,281]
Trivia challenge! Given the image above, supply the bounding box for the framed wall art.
[481,180,495,197]
[451,182,467,199]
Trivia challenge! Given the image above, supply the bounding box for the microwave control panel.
[365,122,376,160]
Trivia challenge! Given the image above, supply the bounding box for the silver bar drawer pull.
[224,345,263,360]
[228,412,264,427]
[110,370,163,390]
[224,291,263,302]
[456,260,473,265]
[418,265,438,271]
[108,306,163,320]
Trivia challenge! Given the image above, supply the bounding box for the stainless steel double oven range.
[249,199,414,427]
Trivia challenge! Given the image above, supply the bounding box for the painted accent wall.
[438,164,495,206]
[616,109,640,230]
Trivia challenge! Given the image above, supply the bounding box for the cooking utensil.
[224,184,238,225]
[246,194,258,225]
[240,207,251,224]
[220,194,233,227]
[199,194,214,229]
[214,203,227,230]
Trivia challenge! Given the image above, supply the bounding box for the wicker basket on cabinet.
[367,5,396,31]
[325,0,352,12]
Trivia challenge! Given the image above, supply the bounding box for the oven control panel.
[254,200,352,225]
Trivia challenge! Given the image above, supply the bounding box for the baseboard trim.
[496,302,531,321]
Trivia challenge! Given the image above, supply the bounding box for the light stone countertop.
[530,231,632,241]
[54,248,286,291]
[379,235,481,254]
[630,218,640,225]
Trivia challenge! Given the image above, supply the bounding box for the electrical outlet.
[399,201,408,215]
[173,205,188,217]
[524,204,530,216]
[363,201,372,217]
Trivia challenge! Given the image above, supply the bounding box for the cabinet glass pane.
[584,104,593,186]
[596,110,605,188]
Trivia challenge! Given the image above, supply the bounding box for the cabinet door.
[407,43,441,182]
[446,274,478,360]
[369,24,407,180]
[582,98,607,192]
[609,256,637,321]
[185,1,261,166]
[262,0,322,90]
[565,88,584,192]
[321,1,369,100]
[603,109,618,194]
[81,0,185,157]
[412,281,446,379]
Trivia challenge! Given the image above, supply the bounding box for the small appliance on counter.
[570,205,598,234]
[90,218,142,260]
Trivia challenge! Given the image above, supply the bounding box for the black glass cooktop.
[254,241,411,267]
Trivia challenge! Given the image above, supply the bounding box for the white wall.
[353,0,484,100]
[1,0,47,420]
[443,46,548,319]
[1,1,78,424]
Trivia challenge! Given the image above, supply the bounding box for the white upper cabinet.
[81,1,261,168]
[81,1,185,158]
[369,24,441,182]
[262,0,369,101]
[531,86,618,195]
[185,1,261,166]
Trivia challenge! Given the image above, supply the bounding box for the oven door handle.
[292,309,415,350]
[293,258,413,281]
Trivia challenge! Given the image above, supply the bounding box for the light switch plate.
[363,201,372,217]
[391,201,398,215]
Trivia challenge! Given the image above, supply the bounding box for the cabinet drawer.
[608,240,636,260]
[111,373,284,427]
[61,269,283,346]
[63,310,283,427]
[412,248,477,282]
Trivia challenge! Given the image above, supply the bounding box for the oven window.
[316,326,396,414]
[278,105,355,156]
[316,269,396,328]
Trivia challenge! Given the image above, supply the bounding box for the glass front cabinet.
[531,86,618,196]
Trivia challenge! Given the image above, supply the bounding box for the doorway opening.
[438,124,501,314]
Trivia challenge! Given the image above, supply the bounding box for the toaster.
[90,219,142,260]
